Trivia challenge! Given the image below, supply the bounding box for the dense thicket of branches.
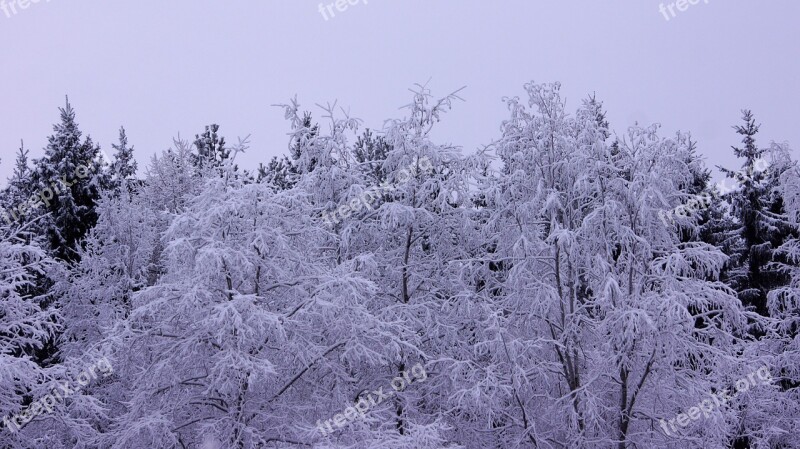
[1,83,799,448]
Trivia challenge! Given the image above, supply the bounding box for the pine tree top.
[732,109,764,163]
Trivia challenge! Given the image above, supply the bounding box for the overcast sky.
[1,1,798,184]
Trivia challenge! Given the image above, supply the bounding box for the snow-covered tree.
[32,98,107,262]
[718,111,794,318]
[256,155,296,191]
[467,82,753,448]
[353,128,392,187]
[142,138,202,215]
[98,158,415,448]
[108,127,138,194]
[0,216,62,446]
[3,83,800,449]
[193,124,229,170]
[1,142,34,216]
[740,149,800,447]
[58,186,159,357]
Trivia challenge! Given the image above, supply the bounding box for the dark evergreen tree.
[698,196,739,254]
[256,112,322,190]
[718,110,794,317]
[32,98,106,262]
[10,141,31,194]
[257,155,296,190]
[192,123,228,169]
[672,135,733,247]
[108,127,138,193]
[353,128,391,186]
[1,141,34,219]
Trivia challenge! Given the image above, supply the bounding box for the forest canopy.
[1,82,799,449]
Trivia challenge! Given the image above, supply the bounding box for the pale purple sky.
[1,1,798,183]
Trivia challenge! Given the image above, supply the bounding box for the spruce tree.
[719,110,793,316]
[108,126,138,193]
[33,97,106,262]
[10,141,31,193]
[1,141,34,222]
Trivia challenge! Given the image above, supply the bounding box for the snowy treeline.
[1,83,799,448]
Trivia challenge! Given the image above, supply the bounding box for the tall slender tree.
[719,110,793,317]
[1,141,35,223]
[32,98,107,262]
[108,127,138,194]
